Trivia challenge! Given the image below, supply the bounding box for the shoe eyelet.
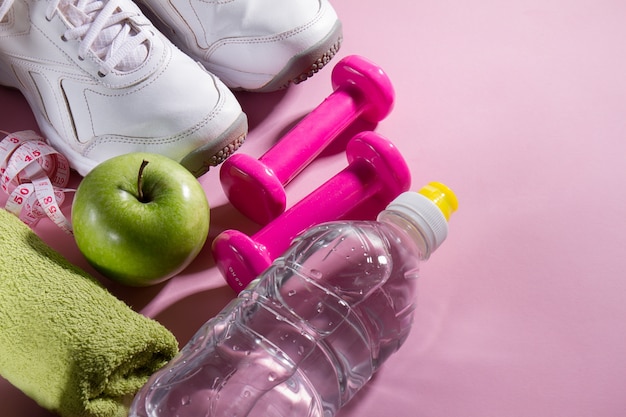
[60,34,67,42]
[97,71,106,78]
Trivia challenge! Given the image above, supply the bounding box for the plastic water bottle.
[129,182,458,417]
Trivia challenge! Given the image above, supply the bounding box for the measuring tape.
[1,130,74,234]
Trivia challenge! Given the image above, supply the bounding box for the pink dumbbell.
[212,131,411,293]
[220,55,395,225]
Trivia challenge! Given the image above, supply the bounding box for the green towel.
[0,208,179,417]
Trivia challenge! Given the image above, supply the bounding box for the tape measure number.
[1,130,74,234]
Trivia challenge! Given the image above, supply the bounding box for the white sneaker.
[136,0,343,92]
[0,0,247,177]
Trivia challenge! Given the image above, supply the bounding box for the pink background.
[2,0,626,416]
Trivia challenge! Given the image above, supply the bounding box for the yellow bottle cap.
[383,182,458,257]
[418,182,458,221]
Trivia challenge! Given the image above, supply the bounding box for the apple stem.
[138,159,149,202]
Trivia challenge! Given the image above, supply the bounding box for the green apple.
[72,152,210,286]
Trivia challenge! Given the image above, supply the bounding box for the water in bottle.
[129,182,458,417]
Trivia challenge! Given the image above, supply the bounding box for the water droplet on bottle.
[297,345,306,355]
[316,302,325,313]
[310,269,323,279]
[243,390,251,398]
[268,372,277,382]
[288,289,297,296]
[286,378,297,390]
[181,396,191,406]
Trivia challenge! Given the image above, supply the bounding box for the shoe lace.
[0,0,151,76]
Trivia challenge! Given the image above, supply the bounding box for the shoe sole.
[237,20,343,93]
[180,111,248,177]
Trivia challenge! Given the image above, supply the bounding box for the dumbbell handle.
[263,89,366,185]
[265,150,383,244]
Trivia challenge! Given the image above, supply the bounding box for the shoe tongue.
[61,0,148,72]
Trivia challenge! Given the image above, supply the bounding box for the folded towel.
[0,208,179,417]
